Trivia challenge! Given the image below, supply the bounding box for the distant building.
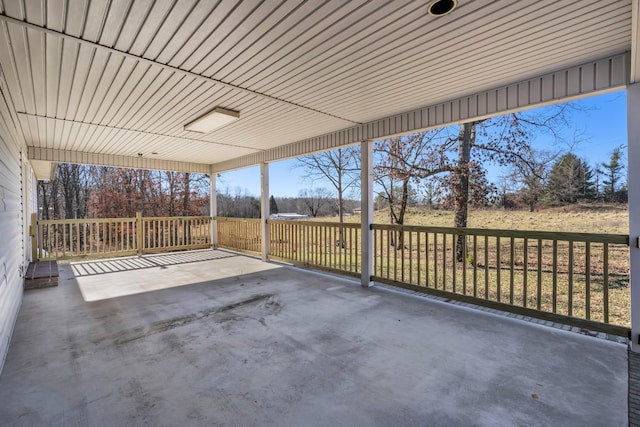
[269,213,310,220]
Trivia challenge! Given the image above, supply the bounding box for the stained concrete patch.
[0,251,628,426]
[95,293,277,346]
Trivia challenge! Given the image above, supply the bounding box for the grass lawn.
[338,203,629,234]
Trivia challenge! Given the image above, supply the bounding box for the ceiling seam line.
[0,13,362,126]
[17,112,266,152]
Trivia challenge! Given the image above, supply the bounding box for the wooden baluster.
[523,238,528,307]
[452,233,456,293]
[568,241,574,317]
[484,236,489,300]
[585,242,591,320]
[603,243,609,323]
[537,239,542,310]
[496,236,501,302]
[552,240,558,313]
[472,235,477,297]
[509,237,515,305]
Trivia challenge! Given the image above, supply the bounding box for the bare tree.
[57,163,91,219]
[298,188,332,217]
[420,178,439,210]
[509,148,557,211]
[453,123,474,253]
[166,171,177,216]
[373,105,574,260]
[374,131,447,245]
[182,173,191,216]
[297,147,360,223]
[297,147,360,246]
[453,108,574,259]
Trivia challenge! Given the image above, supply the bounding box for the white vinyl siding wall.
[0,85,27,371]
[21,152,35,265]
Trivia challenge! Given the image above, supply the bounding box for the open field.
[336,203,629,234]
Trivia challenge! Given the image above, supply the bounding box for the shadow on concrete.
[70,249,238,277]
[72,249,280,302]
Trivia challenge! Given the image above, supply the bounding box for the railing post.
[260,163,270,262]
[629,82,640,351]
[361,140,374,287]
[136,211,143,255]
[30,213,37,261]
[210,168,217,248]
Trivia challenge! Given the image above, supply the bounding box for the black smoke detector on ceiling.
[428,0,457,17]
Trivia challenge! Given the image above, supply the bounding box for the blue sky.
[217,91,628,198]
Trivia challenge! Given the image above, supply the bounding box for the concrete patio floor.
[0,250,628,426]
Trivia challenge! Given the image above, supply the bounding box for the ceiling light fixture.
[184,107,240,133]
[427,0,457,16]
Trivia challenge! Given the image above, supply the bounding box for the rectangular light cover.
[184,107,240,133]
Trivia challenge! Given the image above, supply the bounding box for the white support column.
[361,140,374,288]
[209,169,217,248]
[629,83,640,351]
[261,162,270,262]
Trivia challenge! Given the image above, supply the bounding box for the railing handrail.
[142,215,211,221]
[38,215,211,225]
[371,223,629,245]
[215,217,628,244]
[268,219,361,229]
[37,217,136,225]
[217,218,629,244]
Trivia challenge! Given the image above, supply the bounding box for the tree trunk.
[337,171,345,248]
[60,165,76,220]
[51,179,60,219]
[455,122,474,262]
[39,181,50,220]
[138,170,146,215]
[182,173,190,216]
[394,177,410,248]
[167,172,175,216]
[182,173,190,245]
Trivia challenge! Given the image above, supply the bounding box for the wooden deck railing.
[216,217,261,254]
[216,218,630,336]
[140,215,212,253]
[269,220,361,277]
[215,218,362,276]
[35,213,211,259]
[371,224,630,335]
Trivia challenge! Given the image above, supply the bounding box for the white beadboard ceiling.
[0,0,634,172]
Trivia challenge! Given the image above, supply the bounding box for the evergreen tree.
[546,153,595,204]
[269,195,279,214]
[601,146,625,202]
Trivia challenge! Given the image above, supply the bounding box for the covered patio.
[0,1,638,425]
[0,250,627,426]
